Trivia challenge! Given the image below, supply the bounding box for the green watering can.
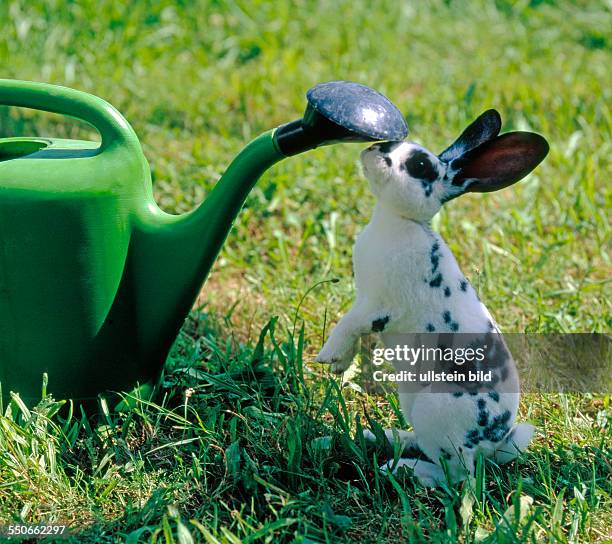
[0,79,407,410]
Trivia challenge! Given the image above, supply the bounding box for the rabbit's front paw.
[316,339,355,373]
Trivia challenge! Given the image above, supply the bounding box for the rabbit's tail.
[493,423,535,464]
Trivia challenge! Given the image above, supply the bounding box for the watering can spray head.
[275,81,408,156]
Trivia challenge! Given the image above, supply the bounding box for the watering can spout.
[130,131,284,360]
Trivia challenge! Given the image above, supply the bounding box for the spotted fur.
[371,315,390,332]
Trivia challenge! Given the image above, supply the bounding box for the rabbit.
[315,110,548,486]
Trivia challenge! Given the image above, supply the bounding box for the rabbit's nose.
[375,141,402,154]
[366,143,384,153]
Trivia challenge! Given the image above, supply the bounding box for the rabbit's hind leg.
[362,428,425,458]
[380,457,446,487]
[493,423,535,464]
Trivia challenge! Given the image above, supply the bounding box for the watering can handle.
[0,79,139,152]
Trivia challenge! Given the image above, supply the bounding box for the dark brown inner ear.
[453,132,549,192]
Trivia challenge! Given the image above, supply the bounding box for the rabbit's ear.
[439,110,502,162]
[450,132,549,193]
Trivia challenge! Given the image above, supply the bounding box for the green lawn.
[0,0,610,542]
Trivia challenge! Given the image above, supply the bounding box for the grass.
[0,0,610,541]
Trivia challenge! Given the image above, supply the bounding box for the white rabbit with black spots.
[316,110,548,486]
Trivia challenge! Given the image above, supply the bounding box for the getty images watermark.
[372,342,492,384]
[359,333,611,394]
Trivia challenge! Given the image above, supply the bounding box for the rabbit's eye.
[402,151,437,182]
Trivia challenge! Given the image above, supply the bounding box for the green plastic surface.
[0,79,285,410]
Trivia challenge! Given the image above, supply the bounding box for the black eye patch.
[402,151,438,182]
